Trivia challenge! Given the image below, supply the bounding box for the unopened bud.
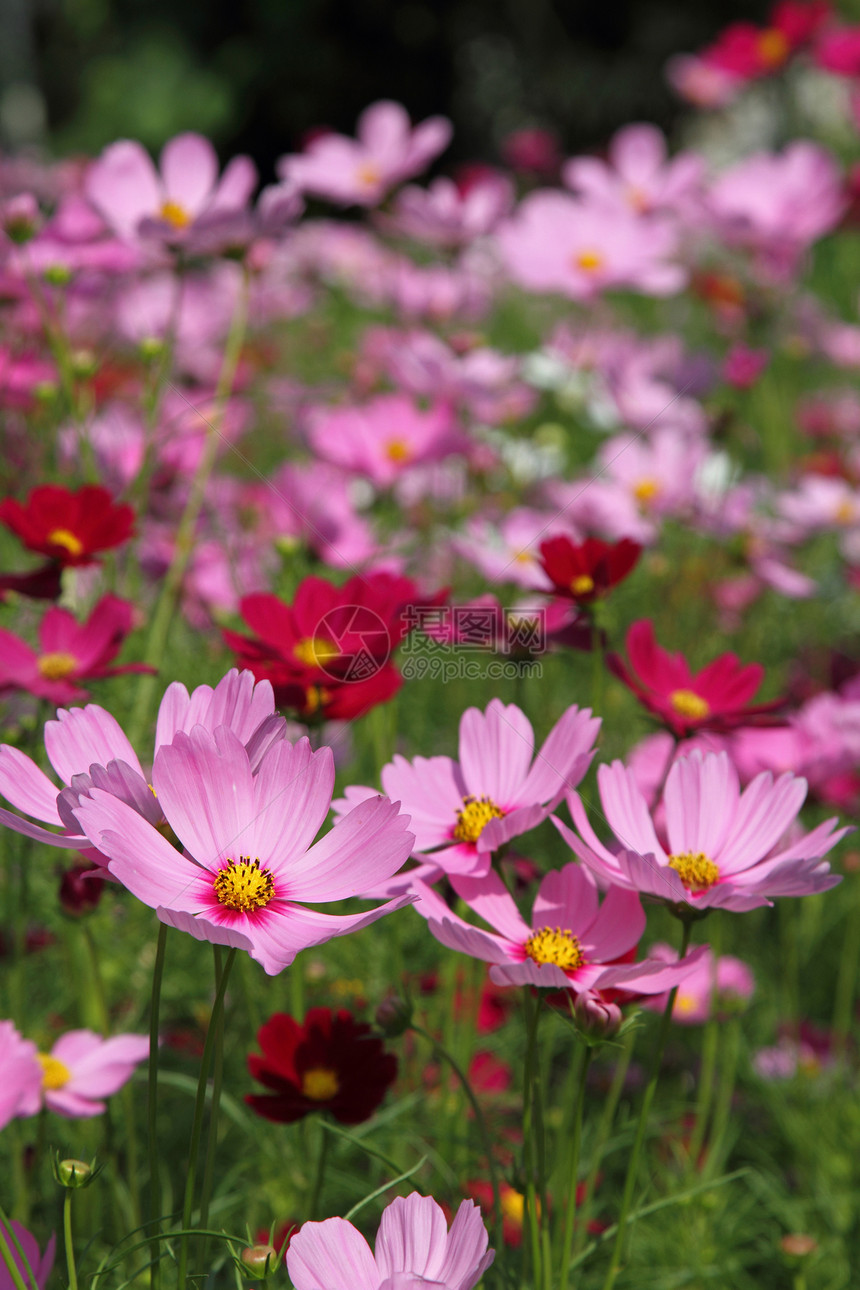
[240,1244,277,1277]
[573,993,622,1042]
[42,264,72,287]
[139,336,165,361]
[55,1158,93,1188]
[2,194,41,244]
[375,994,412,1038]
[780,1233,818,1259]
[70,349,97,378]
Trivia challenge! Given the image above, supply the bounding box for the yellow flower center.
[303,684,331,715]
[356,163,382,189]
[293,636,340,668]
[300,1067,340,1101]
[524,926,585,972]
[834,499,856,525]
[669,689,710,720]
[570,574,594,597]
[37,652,78,680]
[213,857,275,913]
[757,27,790,67]
[634,478,660,506]
[574,249,604,272]
[667,851,720,893]
[385,438,412,463]
[453,795,505,845]
[47,527,84,557]
[500,1188,526,1226]
[513,550,534,564]
[38,1053,71,1090]
[674,993,697,1016]
[159,200,191,230]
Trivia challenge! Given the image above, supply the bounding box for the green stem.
[832,876,860,1054]
[308,1120,331,1219]
[177,948,237,1290]
[521,990,544,1290]
[127,266,250,748]
[198,947,228,1271]
[702,1015,741,1181]
[574,1031,634,1258]
[63,1191,79,1290]
[147,924,168,1290]
[601,920,693,1290]
[559,1047,592,1290]
[686,917,722,1174]
[411,1024,504,1257]
[0,1218,31,1290]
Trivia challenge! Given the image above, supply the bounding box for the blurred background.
[1,0,772,169]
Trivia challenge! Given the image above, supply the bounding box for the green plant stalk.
[702,1014,741,1181]
[308,1119,331,1220]
[832,876,860,1052]
[573,1030,635,1258]
[559,1046,592,1290]
[521,990,544,1290]
[63,1190,79,1290]
[411,1024,504,1257]
[147,923,168,1290]
[531,1018,552,1290]
[686,915,721,1173]
[601,919,692,1290]
[177,948,237,1290]
[127,266,250,748]
[198,946,228,1271]
[0,1218,31,1290]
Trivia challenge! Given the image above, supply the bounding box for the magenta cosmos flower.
[0,1021,42,1129]
[33,1031,149,1118]
[336,699,599,886]
[72,725,415,975]
[0,669,285,853]
[414,864,707,994]
[556,750,848,913]
[0,1220,55,1290]
[287,1193,493,1290]
[85,132,257,244]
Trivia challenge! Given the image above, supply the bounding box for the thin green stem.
[832,876,860,1054]
[308,1120,331,1219]
[177,948,237,1290]
[601,920,692,1290]
[686,917,721,1174]
[0,1221,31,1290]
[198,947,228,1271]
[63,1191,79,1290]
[702,1014,741,1181]
[559,1047,592,1290]
[574,1031,634,1258]
[147,924,168,1290]
[521,991,543,1290]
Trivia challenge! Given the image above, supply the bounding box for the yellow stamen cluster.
[301,1067,340,1101]
[47,527,84,557]
[453,795,504,845]
[633,478,660,506]
[667,851,720,893]
[38,1053,71,1090]
[159,200,191,229]
[385,438,412,463]
[37,652,78,680]
[524,926,585,972]
[356,163,382,189]
[757,27,790,66]
[575,249,604,272]
[213,858,275,913]
[500,1189,526,1225]
[293,637,340,668]
[570,574,595,597]
[669,689,710,720]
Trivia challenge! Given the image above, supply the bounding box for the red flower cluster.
[538,536,641,607]
[702,1,829,80]
[224,571,446,720]
[245,1008,398,1125]
[607,619,784,735]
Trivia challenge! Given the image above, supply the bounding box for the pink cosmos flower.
[723,344,769,389]
[496,191,685,301]
[0,1021,42,1129]
[414,863,707,994]
[335,699,599,886]
[0,595,151,704]
[287,1192,493,1290]
[594,427,706,523]
[72,725,415,975]
[384,173,514,247]
[452,508,575,591]
[642,944,755,1023]
[33,1031,149,1118]
[556,749,848,913]
[0,669,285,854]
[85,133,257,245]
[306,394,462,488]
[665,54,743,109]
[563,124,705,221]
[278,101,452,207]
[0,1220,55,1290]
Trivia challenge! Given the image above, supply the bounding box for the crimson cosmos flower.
[246,1008,397,1125]
[606,618,785,735]
[0,485,135,567]
[538,536,641,607]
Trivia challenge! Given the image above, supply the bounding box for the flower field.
[3,4,860,1287]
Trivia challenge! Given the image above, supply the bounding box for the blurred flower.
[642,944,755,1023]
[722,344,770,389]
[58,863,105,917]
[0,1021,42,1129]
[538,535,642,607]
[0,484,134,567]
[33,1030,149,1118]
[246,1008,397,1125]
[0,1219,55,1290]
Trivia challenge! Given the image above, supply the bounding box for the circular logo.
[314,604,391,683]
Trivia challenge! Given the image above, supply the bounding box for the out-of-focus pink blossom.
[306,394,463,489]
[0,1021,42,1129]
[563,124,705,221]
[723,344,770,388]
[34,1030,150,1118]
[642,944,755,1023]
[384,174,514,247]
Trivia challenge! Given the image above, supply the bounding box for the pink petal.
[45,705,144,785]
[159,133,218,215]
[287,1217,379,1290]
[517,706,600,804]
[85,141,161,237]
[211,155,258,210]
[436,1200,494,1290]
[716,771,807,873]
[282,794,413,902]
[376,1194,448,1282]
[449,870,532,942]
[459,700,534,804]
[251,738,335,866]
[381,755,465,850]
[597,761,668,861]
[579,882,645,962]
[152,726,256,865]
[531,863,599,933]
[664,752,736,861]
[595,943,710,994]
[0,746,62,823]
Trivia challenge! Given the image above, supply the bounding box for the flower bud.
[573,993,622,1042]
[55,1158,93,1188]
[42,264,72,287]
[240,1244,277,1277]
[375,993,412,1038]
[1,194,41,244]
[780,1233,818,1259]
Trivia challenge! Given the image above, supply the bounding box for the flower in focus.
[538,535,642,607]
[414,863,707,993]
[286,1192,493,1290]
[0,1021,42,1129]
[557,749,848,913]
[642,944,755,1023]
[31,1030,149,1118]
[72,725,415,975]
[0,595,152,704]
[246,1008,397,1124]
[0,1220,55,1290]
[0,484,134,573]
[606,619,785,735]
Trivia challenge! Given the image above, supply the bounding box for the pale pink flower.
[0,1021,42,1129]
[278,101,452,207]
[665,53,743,109]
[383,257,492,322]
[33,1031,149,1118]
[385,173,514,246]
[642,944,755,1023]
[777,475,860,539]
[563,124,705,221]
[85,133,257,245]
[414,863,708,994]
[287,1192,493,1290]
[595,427,706,521]
[306,394,462,489]
[452,508,575,590]
[557,749,848,912]
[72,725,415,975]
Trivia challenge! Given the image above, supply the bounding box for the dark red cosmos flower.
[607,618,785,736]
[0,485,135,567]
[224,572,446,721]
[538,536,641,607]
[246,1008,398,1125]
[702,1,828,80]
